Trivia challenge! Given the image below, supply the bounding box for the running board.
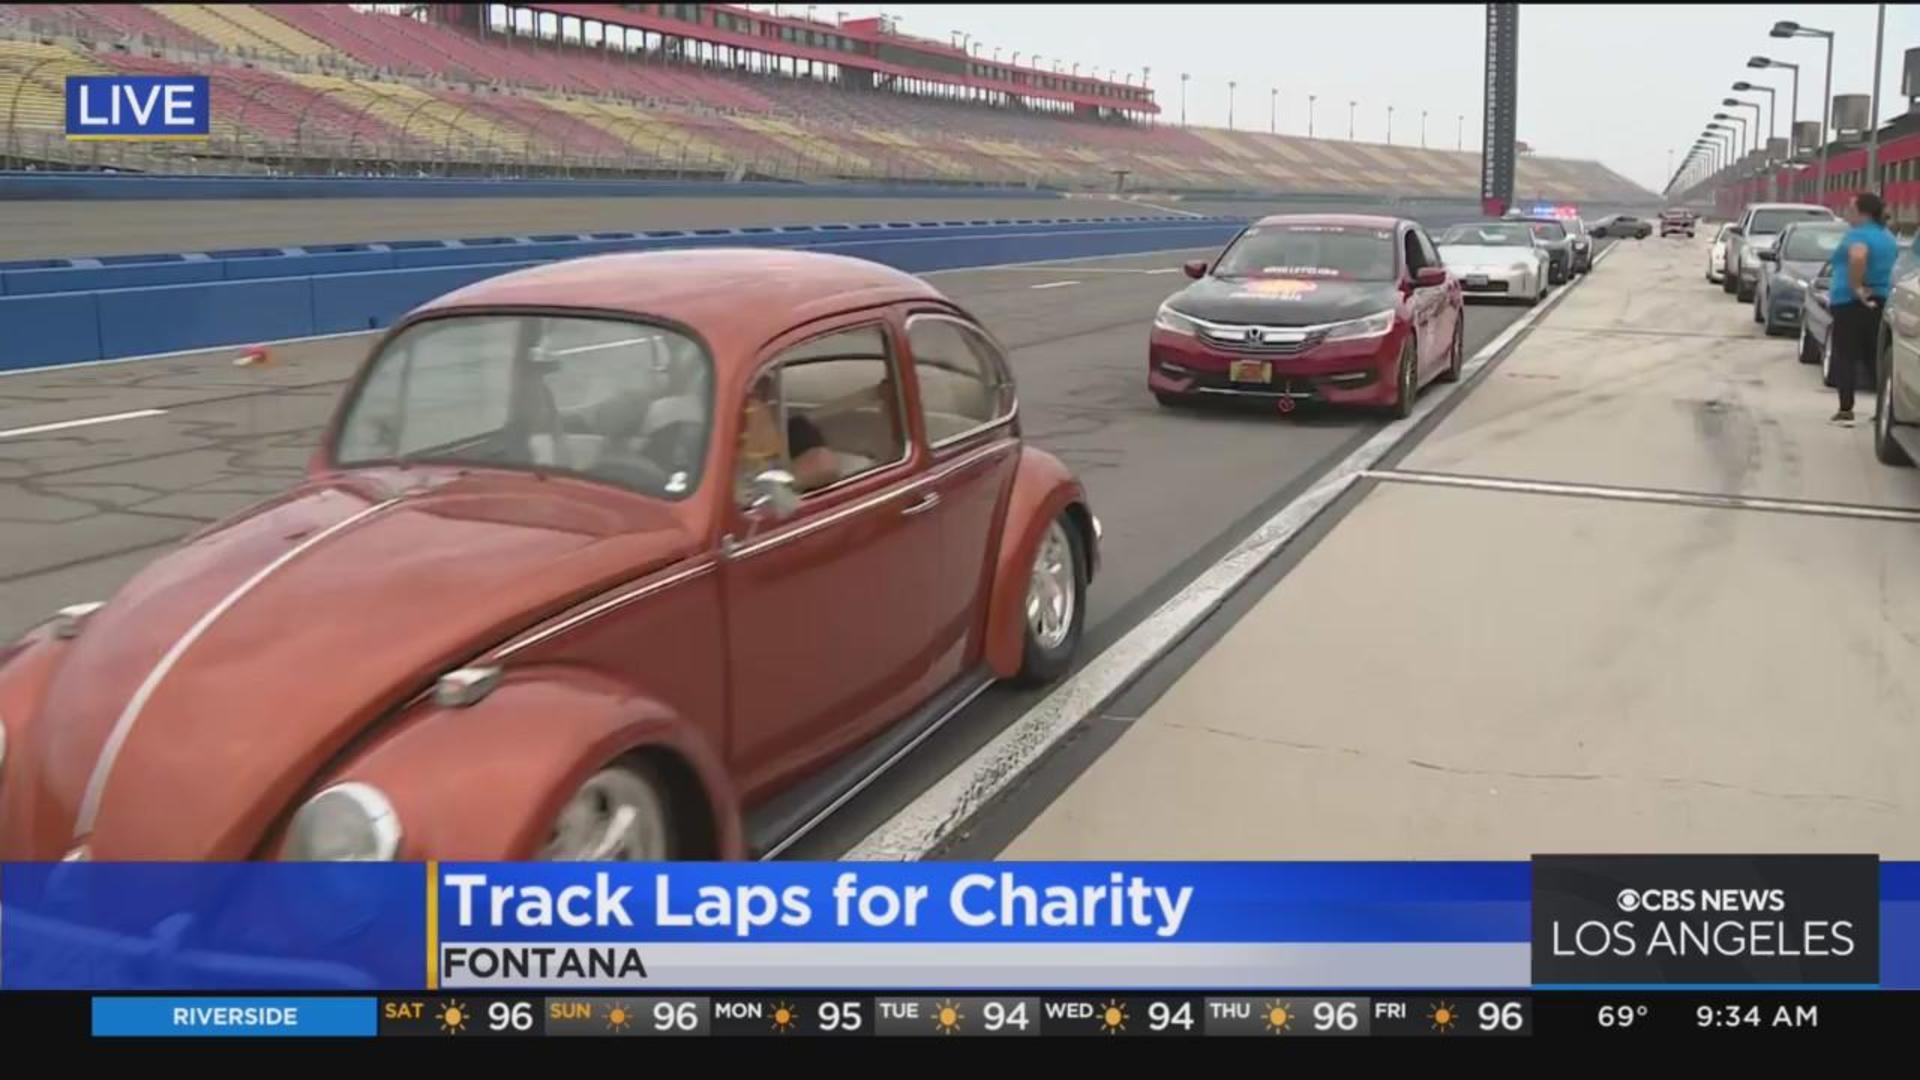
[748,669,997,860]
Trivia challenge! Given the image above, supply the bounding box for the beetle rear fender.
[292,664,742,860]
[982,447,1096,679]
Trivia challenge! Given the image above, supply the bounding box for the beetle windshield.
[334,314,713,500]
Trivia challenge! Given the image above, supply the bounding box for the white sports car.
[1435,221,1549,304]
[1707,222,1729,284]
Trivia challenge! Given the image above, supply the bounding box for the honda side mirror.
[1759,249,1778,262]
[1413,266,1448,287]
[1183,259,1207,279]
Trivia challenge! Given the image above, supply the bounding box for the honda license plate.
[1229,359,1272,384]
[1465,274,1489,287]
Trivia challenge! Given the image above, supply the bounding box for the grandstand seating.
[0,5,1654,201]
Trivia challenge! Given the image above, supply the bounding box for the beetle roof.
[413,248,949,359]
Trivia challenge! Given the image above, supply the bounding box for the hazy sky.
[784,3,1918,192]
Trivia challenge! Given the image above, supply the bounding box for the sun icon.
[604,1002,633,1033]
[436,1000,468,1035]
[770,1001,797,1033]
[933,999,965,1035]
[1098,999,1128,1035]
[1263,1000,1294,1034]
[1428,1001,1458,1033]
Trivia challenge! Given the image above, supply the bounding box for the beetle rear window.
[334,314,713,500]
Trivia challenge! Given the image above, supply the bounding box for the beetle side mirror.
[747,469,800,519]
[1183,259,1207,279]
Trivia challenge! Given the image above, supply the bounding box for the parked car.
[0,249,1101,861]
[1518,218,1575,284]
[1591,214,1652,239]
[1707,222,1730,284]
[1660,209,1696,238]
[1869,248,1920,466]
[1723,202,1837,301]
[1148,214,1465,419]
[1801,248,1919,389]
[1754,220,1845,336]
[1434,220,1551,304]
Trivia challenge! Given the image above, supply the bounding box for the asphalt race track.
[0,222,1596,858]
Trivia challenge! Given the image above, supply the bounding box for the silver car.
[1435,221,1549,304]
[1723,202,1837,302]
[1753,220,1844,337]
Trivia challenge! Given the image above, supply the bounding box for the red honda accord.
[1148,214,1466,417]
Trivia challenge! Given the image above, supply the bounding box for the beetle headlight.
[1323,309,1397,341]
[281,782,401,861]
[1154,302,1201,336]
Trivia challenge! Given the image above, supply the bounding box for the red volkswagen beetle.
[1148,214,1466,417]
[0,250,1099,862]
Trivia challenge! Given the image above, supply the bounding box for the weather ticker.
[0,854,1912,1044]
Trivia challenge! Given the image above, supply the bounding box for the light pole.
[1770,20,1835,202]
[1180,72,1189,127]
[1386,104,1394,146]
[1457,113,1463,151]
[1725,94,1767,196]
[1731,81,1777,152]
[1228,80,1236,130]
[1420,109,1427,149]
[1748,57,1799,159]
[1867,2,1885,189]
[1308,93,1317,137]
[1347,99,1356,141]
[1713,112,1747,162]
[1270,87,1277,134]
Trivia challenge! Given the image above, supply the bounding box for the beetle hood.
[0,470,697,859]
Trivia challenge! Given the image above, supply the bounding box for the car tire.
[1722,270,1738,295]
[1821,326,1837,387]
[1874,344,1913,467]
[1014,515,1087,686]
[1385,336,1419,419]
[1736,281,1754,303]
[1753,290,1765,325]
[1798,323,1820,365]
[1435,317,1464,384]
[541,760,676,861]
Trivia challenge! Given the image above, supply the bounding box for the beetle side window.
[905,315,1016,446]
[737,324,907,501]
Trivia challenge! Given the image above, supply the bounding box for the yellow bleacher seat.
[206,4,334,59]
[289,74,527,155]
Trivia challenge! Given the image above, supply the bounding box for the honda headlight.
[1323,309,1396,341]
[1741,247,1761,269]
[281,782,401,861]
[1154,302,1199,336]
[1510,260,1534,273]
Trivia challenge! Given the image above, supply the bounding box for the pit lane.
[0,231,1588,859]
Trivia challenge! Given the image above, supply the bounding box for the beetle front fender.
[289,665,742,860]
[982,446,1096,679]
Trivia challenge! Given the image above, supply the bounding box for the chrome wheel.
[542,765,671,861]
[1026,520,1076,651]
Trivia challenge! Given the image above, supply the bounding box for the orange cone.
[234,345,274,368]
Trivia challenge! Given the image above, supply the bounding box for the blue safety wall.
[0,217,1245,371]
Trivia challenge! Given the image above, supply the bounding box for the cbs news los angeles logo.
[65,75,210,140]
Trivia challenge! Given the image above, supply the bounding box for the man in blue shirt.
[1827,192,1899,424]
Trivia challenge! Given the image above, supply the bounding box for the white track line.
[842,242,1617,861]
[0,329,379,378]
[1363,468,1920,524]
[1029,280,1080,290]
[1127,199,1208,219]
[0,408,166,439]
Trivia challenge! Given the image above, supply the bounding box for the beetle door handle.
[901,491,941,517]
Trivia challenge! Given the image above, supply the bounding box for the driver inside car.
[738,377,840,496]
